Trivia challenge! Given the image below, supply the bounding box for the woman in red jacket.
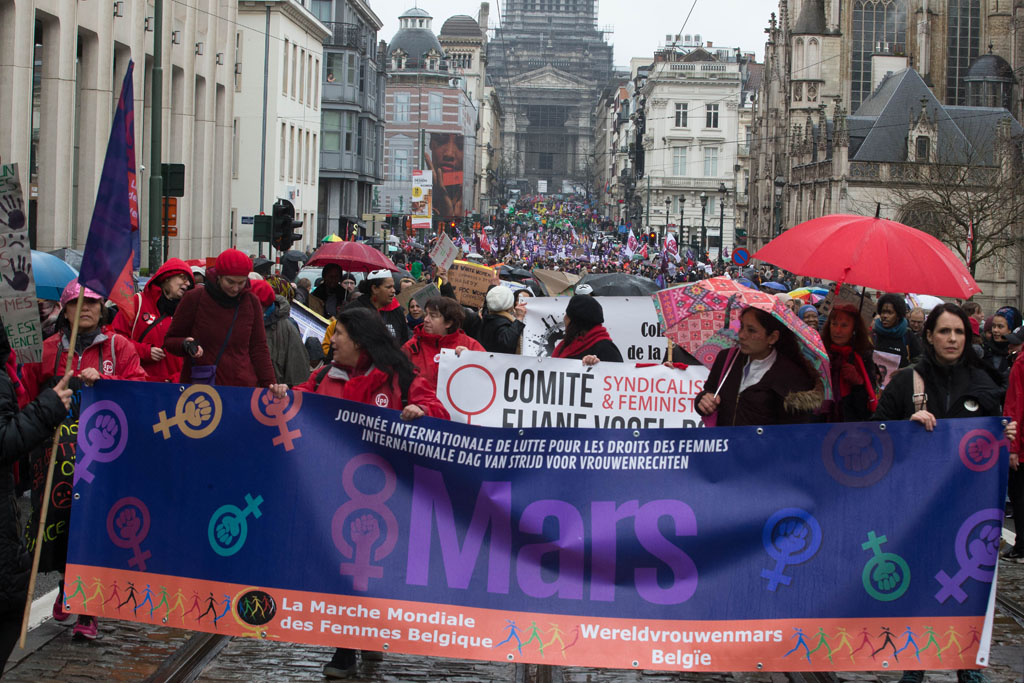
[294,306,447,679]
[164,249,284,394]
[402,297,483,388]
[20,280,147,641]
[110,258,193,382]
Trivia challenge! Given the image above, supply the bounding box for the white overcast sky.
[368,0,779,67]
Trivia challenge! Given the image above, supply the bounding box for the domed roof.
[440,15,481,37]
[400,7,431,19]
[966,52,1017,83]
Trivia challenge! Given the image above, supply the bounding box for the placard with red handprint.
[0,163,41,363]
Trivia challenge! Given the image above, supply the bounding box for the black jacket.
[826,347,878,422]
[344,296,411,346]
[694,349,822,427]
[558,339,623,362]
[874,353,1004,421]
[479,314,525,355]
[0,369,66,613]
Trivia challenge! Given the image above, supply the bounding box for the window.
[311,134,317,176]
[347,53,357,86]
[289,125,295,179]
[344,112,355,152]
[674,103,688,127]
[672,147,687,176]
[851,0,908,110]
[539,152,553,170]
[326,53,344,84]
[313,59,320,106]
[292,44,298,98]
[393,148,410,181]
[946,0,981,105]
[311,0,331,21]
[296,127,303,184]
[705,103,719,128]
[703,147,718,176]
[705,196,717,216]
[322,112,341,151]
[393,92,410,122]
[282,39,289,94]
[428,93,443,123]
[299,49,306,103]
[231,118,240,177]
[279,123,287,178]
[916,136,930,161]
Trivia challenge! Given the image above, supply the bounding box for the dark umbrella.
[280,250,306,281]
[252,257,274,277]
[499,265,533,280]
[577,272,659,296]
[761,281,787,292]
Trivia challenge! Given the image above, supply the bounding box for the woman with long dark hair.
[694,307,822,426]
[551,295,622,365]
[294,307,448,679]
[820,304,878,422]
[345,269,410,345]
[875,303,1014,683]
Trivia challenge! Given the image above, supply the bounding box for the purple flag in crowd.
[78,61,138,318]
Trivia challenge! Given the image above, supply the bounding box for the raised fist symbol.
[967,438,994,464]
[88,413,120,451]
[216,515,241,545]
[968,525,1000,565]
[184,396,212,427]
[116,508,141,540]
[3,254,30,291]
[871,560,900,591]
[259,388,284,415]
[351,514,380,547]
[0,195,25,231]
[773,519,809,555]
[837,430,877,472]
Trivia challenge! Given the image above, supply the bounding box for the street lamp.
[773,175,786,240]
[718,182,727,265]
[699,191,708,260]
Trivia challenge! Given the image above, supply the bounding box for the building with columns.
[0,0,239,264]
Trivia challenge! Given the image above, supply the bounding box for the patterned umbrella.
[654,277,833,399]
[652,277,776,353]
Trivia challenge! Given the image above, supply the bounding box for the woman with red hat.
[110,257,194,382]
[164,249,286,395]
[19,279,146,641]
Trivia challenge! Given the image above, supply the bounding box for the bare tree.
[890,127,1024,276]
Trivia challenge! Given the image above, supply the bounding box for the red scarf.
[830,344,877,412]
[5,354,27,408]
[553,325,613,359]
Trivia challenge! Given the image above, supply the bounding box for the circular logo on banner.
[958,429,1001,472]
[411,185,423,200]
[445,364,497,424]
[236,590,277,626]
[374,393,389,408]
[822,424,894,488]
[732,247,750,266]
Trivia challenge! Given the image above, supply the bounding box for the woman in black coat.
[874,303,1007,425]
[0,324,73,671]
[694,307,822,427]
[479,286,526,354]
[551,295,623,364]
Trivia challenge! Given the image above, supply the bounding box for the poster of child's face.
[427,133,464,218]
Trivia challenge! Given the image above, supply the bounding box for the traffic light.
[649,232,658,245]
[271,199,302,251]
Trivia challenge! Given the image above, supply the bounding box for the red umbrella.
[753,214,981,298]
[307,241,398,272]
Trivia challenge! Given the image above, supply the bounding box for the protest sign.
[531,268,579,296]
[437,349,709,429]
[398,282,441,312]
[874,350,901,389]
[447,260,494,308]
[68,381,1004,672]
[290,300,329,343]
[429,233,458,272]
[0,163,42,363]
[523,296,668,362]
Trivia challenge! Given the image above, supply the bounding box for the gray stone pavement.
[5,542,1024,682]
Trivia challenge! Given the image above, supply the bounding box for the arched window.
[807,39,821,79]
[794,38,805,76]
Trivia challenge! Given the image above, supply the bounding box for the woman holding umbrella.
[694,307,823,427]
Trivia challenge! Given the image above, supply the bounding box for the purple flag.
[79,62,138,318]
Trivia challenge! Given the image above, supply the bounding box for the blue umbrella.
[761,281,787,292]
[31,250,79,301]
[736,277,757,289]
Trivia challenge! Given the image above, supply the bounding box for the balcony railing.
[323,22,366,53]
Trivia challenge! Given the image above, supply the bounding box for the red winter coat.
[22,330,147,400]
[293,361,450,419]
[1005,358,1024,455]
[402,327,484,388]
[163,280,276,387]
[110,258,193,382]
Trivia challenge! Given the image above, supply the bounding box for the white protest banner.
[874,350,901,389]
[437,349,709,429]
[522,296,668,362]
[429,232,458,272]
[290,300,329,344]
[0,164,42,363]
